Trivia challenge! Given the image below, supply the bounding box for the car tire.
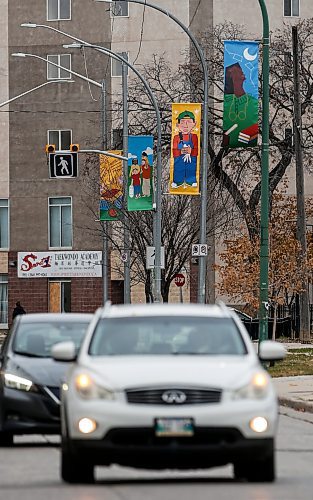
[61,447,95,484]
[234,448,275,482]
[0,432,14,447]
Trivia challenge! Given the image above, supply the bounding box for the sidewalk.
[273,342,313,413]
[273,376,313,413]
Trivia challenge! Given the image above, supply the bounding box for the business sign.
[49,153,78,178]
[18,251,102,278]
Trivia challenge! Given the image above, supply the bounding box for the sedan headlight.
[75,373,115,400]
[232,372,270,400]
[4,373,38,393]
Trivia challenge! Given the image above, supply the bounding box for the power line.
[133,0,147,64]
[188,0,202,29]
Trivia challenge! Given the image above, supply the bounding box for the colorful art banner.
[169,103,201,195]
[100,151,123,221]
[223,40,259,148]
[127,135,154,211]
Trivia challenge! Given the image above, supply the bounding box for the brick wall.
[70,278,105,313]
[8,251,48,326]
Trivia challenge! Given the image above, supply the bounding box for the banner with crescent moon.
[223,41,259,148]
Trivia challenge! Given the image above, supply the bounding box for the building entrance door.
[49,280,71,312]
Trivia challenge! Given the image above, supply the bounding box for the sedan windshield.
[89,317,247,356]
[13,321,90,358]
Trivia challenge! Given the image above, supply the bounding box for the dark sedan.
[0,312,93,446]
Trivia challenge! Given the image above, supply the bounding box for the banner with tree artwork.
[99,151,123,221]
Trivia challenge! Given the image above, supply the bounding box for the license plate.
[155,418,194,437]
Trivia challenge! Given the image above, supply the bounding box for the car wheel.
[0,432,14,447]
[234,448,275,482]
[61,447,95,484]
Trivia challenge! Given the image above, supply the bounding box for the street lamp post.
[257,0,270,343]
[21,24,163,303]
[0,80,73,108]
[96,0,210,304]
[11,51,125,305]
[64,42,163,302]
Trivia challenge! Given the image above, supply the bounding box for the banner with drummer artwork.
[169,103,201,195]
[223,40,259,148]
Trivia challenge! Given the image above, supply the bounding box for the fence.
[242,302,313,340]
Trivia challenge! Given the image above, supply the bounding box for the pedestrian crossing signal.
[45,144,56,153]
[70,144,79,152]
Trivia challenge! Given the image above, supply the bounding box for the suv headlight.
[232,372,270,400]
[4,373,38,393]
[75,373,115,400]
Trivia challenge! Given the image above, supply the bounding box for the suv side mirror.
[51,341,77,362]
[258,341,287,362]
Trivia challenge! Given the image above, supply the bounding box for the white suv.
[52,302,286,484]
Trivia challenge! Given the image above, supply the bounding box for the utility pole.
[101,80,109,304]
[292,25,311,342]
[122,63,131,303]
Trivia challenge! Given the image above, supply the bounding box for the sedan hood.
[6,354,70,387]
[82,355,261,391]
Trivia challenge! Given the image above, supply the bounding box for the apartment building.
[0,0,311,327]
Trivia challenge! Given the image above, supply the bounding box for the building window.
[47,54,71,80]
[112,128,123,149]
[111,1,129,17]
[47,0,71,21]
[48,130,72,150]
[0,199,9,249]
[0,275,8,325]
[49,197,72,248]
[284,0,299,16]
[111,52,129,77]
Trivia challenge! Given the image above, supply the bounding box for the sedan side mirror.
[258,340,287,362]
[51,341,77,362]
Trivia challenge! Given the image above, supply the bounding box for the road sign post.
[146,246,165,270]
[174,273,185,303]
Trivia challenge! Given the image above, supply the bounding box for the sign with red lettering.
[17,251,102,278]
[174,273,185,287]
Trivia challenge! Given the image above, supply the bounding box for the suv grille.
[126,388,222,405]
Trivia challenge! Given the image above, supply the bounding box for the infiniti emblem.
[161,390,187,404]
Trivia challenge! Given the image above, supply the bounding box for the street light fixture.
[20,22,163,302]
[95,0,210,304]
[63,41,163,303]
[0,79,73,109]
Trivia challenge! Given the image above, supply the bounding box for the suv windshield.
[89,316,247,356]
[13,321,90,358]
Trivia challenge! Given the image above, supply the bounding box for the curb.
[278,397,313,414]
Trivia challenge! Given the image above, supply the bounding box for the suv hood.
[81,355,261,391]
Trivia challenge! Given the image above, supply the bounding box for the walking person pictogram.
[58,156,70,175]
